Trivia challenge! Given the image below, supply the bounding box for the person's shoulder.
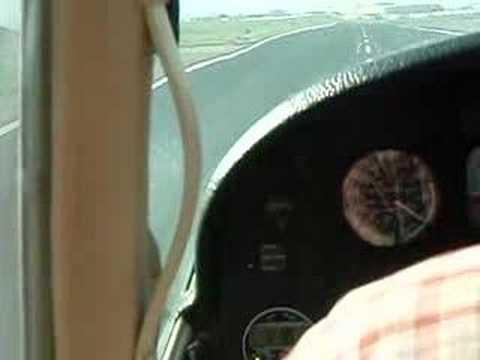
[340,243,480,306]
[287,245,480,359]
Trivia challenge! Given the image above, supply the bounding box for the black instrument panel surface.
[191,37,480,360]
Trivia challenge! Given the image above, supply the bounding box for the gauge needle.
[394,208,406,244]
[394,200,426,223]
[374,153,390,178]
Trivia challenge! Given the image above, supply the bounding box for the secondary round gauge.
[343,149,439,247]
[242,307,312,360]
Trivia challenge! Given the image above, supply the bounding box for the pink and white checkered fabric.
[287,244,480,359]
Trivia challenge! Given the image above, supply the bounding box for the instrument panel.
[191,46,480,360]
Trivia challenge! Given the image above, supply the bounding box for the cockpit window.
[0,1,22,359]
[148,0,479,267]
[0,2,19,127]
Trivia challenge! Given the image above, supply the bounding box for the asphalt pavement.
[149,21,454,263]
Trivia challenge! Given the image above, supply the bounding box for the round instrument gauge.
[343,149,439,247]
[242,307,312,360]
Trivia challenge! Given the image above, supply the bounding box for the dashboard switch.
[260,243,287,272]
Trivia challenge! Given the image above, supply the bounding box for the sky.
[181,0,478,18]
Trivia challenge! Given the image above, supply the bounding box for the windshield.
[149,0,479,266]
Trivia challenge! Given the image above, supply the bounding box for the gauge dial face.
[343,150,439,247]
[242,307,312,360]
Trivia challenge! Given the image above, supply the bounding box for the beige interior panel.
[51,0,152,358]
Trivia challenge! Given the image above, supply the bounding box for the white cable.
[136,1,202,359]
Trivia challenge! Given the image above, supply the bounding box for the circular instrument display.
[343,149,439,247]
[242,307,312,360]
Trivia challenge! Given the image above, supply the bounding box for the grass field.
[153,13,338,79]
[0,28,19,127]
[395,13,480,33]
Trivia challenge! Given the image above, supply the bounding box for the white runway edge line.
[0,120,20,138]
[395,24,464,36]
[152,22,338,90]
[411,26,464,36]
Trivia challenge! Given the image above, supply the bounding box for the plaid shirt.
[287,244,480,359]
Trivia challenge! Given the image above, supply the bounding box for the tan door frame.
[50,0,152,358]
